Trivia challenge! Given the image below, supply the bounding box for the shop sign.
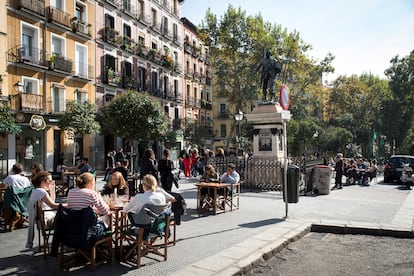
[30,115,46,131]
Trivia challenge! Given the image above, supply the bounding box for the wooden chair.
[120,204,171,267]
[36,201,55,259]
[225,182,241,211]
[52,205,112,271]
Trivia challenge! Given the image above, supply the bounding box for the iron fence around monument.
[205,156,325,192]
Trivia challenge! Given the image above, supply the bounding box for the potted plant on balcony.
[48,54,57,70]
[107,68,120,84]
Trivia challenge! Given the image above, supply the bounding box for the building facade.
[3,0,95,172]
[0,0,215,174]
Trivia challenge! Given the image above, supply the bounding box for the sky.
[181,0,414,81]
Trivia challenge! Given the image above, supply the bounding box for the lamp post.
[234,109,244,152]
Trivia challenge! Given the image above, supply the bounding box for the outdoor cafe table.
[195,182,231,216]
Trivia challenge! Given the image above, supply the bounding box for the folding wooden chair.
[120,203,171,267]
[36,201,55,259]
[225,182,240,211]
[52,205,112,271]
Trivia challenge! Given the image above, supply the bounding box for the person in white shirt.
[1,163,31,189]
[125,174,166,215]
[220,163,240,184]
[26,171,65,249]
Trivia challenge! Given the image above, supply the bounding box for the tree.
[384,50,414,153]
[98,92,169,167]
[0,103,21,135]
[59,101,100,164]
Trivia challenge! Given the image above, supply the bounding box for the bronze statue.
[255,50,283,101]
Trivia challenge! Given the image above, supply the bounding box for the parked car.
[384,155,414,183]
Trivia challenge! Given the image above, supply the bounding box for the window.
[75,43,88,78]
[22,78,39,94]
[186,84,190,98]
[123,24,131,39]
[21,24,39,62]
[173,23,178,40]
[51,35,65,56]
[220,124,227,138]
[123,0,131,12]
[75,89,87,103]
[151,71,158,93]
[163,75,169,97]
[162,16,168,35]
[151,8,157,27]
[138,0,144,19]
[219,103,227,117]
[75,1,86,22]
[174,79,178,98]
[52,0,64,10]
[105,14,115,29]
[206,90,211,102]
[174,107,179,119]
[52,85,66,112]
[138,66,146,91]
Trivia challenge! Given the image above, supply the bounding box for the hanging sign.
[279,84,290,110]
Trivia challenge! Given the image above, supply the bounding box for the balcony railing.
[218,111,229,119]
[186,96,196,107]
[201,101,212,110]
[103,27,121,45]
[13,0,45,16]
[73,61,93,79]
[173,34,181,46]
[122,76,137,89]
[10,93,43,111]
[7,44,46,66]
[137,13,149,25]
[48,54,73,73]
[46,6,71,28]
[102,68,120,86]
[72,20,92,37]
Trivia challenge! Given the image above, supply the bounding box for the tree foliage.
[384,50,414,153]
[0,103,21,135]
[59,101,100,137]
[199,5,335,153]
[98,92,168,144]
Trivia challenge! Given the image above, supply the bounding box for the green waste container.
[283,165,300,203]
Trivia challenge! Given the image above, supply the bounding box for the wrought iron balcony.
[46,6,71,28]
[72,19,92,37]
[48,54,73,73]
[7,44,46,66]
[13,0,45,17]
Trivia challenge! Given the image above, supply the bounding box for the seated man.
[400,168,414,190]
[220,163,240,184]
[219,163,240,198]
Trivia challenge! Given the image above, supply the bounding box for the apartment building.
[94,0,186,168]
[4,0,95,172]
[181,17,213,149]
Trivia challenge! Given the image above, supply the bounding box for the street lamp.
[234,109,244,151]
[14,81,24,93]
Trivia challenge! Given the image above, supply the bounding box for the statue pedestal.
[245,102,290,161]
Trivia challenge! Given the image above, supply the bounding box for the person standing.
[333,153,344,189]
[115,148,125,163]
[158,149,174,192]
[139,149,158,192]
[104,150,115,181]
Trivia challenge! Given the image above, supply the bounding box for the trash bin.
[284,165,300,203]
[313,165,333,195]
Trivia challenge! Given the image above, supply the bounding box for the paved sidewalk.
[0,174,413,275]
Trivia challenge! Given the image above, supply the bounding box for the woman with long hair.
[101,171,129,196]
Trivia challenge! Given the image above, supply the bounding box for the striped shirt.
[67,188,110,216]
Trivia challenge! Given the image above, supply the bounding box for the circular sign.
[279,84,290,110]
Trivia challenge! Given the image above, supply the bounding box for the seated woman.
[26,171,65,249]
[67,172,110,235]
[199,164,220,183]
[101,171,129,197]
[125,174,166,214]
[198,165,220,206]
